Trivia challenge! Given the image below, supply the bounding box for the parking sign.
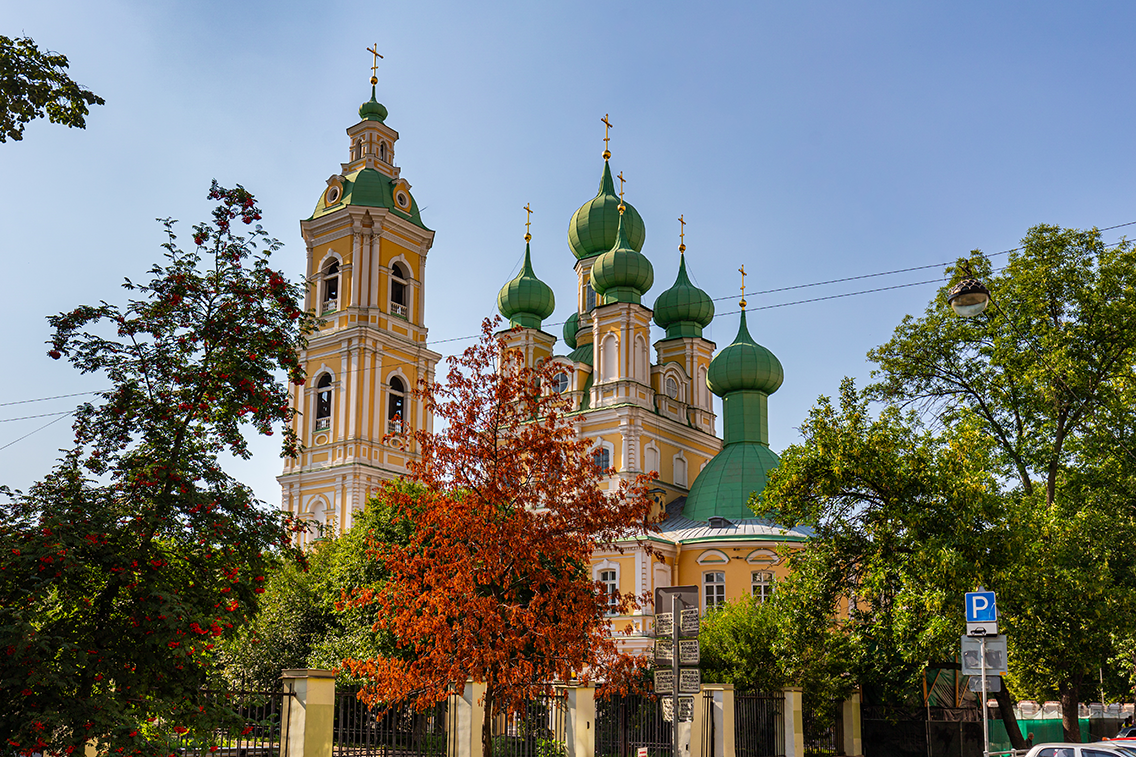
[965,591,997,623]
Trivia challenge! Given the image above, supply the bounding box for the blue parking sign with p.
[965,591,997,623]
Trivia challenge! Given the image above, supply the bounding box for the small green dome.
[568,161,646,259]
[563,311,581,349]
[653,255,715,338]
[359,86,388,122]
[590,213,654,305]
[497,243,555,329]
[683,442,781,521]
[707,309,783,396]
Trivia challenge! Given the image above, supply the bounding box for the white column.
[369,231,381,307]
[350,229,362,308]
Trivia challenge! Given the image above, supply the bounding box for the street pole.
[981,635,990,757]
[672,593,680,757]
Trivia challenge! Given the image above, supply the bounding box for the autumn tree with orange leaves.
[343,320,657,757]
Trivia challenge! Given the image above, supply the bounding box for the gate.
[735,691,784,757]
[802,699,839,756]
[333,688,450,757]
[489,690,568,757]
[176,684,293,757]
[595,692,672,757]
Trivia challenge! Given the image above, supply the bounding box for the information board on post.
[960,635,1008,676]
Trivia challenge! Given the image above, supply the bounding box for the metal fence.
[176,685,292,757]
[333,688,450,757]
[735,691,785,757]
[490,690,569,757]
[802,699,838,757]
[701,691,716,757]
[595,692,672,757]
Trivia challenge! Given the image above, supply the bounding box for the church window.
[380,141,387,162]
[315,374,333,431]
[585,283,597,312]
[752,571,775,603]
[390,263,409,318]
[600,569,618,613]
[674,455,688,488]
[645,445,659,475]
[551,371,569,394]
[388,376,406,434]
[665,377,679,399]
[352,139,362,160]
[704,572,725,611]
[601,334,617,382]
[322,260,340,312]
[593,446,611,472]
[634,336,648,381]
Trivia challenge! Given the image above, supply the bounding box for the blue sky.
[4,1,1136,506]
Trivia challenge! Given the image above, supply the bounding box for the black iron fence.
[176,685,292,757]
[489,690,568,757]
[802,699,839,757]
[701,691,716,757]
[735,691,785,757]
[333,688,450,757]
[595,692,672,757]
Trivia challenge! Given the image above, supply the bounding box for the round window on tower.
[325,185,341,205]
[552,372,570,394]
[665,377,679,399]
[395,190,410,209]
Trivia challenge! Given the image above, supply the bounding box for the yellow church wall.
[675,543,796,612]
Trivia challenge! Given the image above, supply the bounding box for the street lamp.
[946,278,991,318]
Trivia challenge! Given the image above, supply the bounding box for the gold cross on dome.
[678,215,686,253]
[601,114,613,159]
[617,171,626,200]
[367,44,383,84]
[523,203,533,241]
[739,265,748,309]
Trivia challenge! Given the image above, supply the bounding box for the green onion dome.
[359,86,388,122]
[683,442,781,522]
[706,309,783,396]
[563,311,581,349]
[568,161,646,259]
[653,255,715,338]
[589,212,654,305]
[497,243,555,329]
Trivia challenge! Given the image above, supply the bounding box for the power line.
[0,390,99,408]
[0,410,74,423]
[0,413,70,453]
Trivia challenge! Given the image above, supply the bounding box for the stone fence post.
[700,684,735,757]
[840,689,863,757]
[563,684,596,757]
[280,669,336,757]
[448,680,485,757]
[781,688,804,757]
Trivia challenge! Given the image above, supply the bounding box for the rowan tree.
[0,182,315,756]
[0,35,104,143]
[343,320,657,757]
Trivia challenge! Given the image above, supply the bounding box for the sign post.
[964,589,1000,757]
[655,587,699,757]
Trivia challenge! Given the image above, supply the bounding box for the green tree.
[0,182,315,756]
[0,35,104,142]
[218,486,417,689]
[869,224,1136,741]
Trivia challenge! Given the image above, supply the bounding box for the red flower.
[174,726,188,735]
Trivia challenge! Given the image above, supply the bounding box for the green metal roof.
[563,311,581,349]
[706,309,783,396]
[568,161,646,260]
[497,243,555,329]
[683,441,781,522]
[308,167,429,229]
[359,86,388,122]
[589,212,654,305]
[653,254,714,338]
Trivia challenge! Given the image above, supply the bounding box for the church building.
[279,76,809,651]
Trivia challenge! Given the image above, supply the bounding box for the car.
[1024,745,1136,757]
[1115,727,1136,739]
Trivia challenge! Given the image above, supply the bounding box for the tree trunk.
[993,686,1026,750]
[482,687,494,757]
[1060,677,1082,742]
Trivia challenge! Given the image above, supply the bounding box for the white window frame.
[703,571,726,613]
[594,561,620,615]
[752,571,775,603]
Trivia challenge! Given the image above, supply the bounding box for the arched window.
[697,366,708,408]
[352,139,362,160]
[379,141,387,162]
[634,336,648,382]
[388,376,406,434]
[601,334,617,382]
[674,455,688,488]
[315,374,332,431]
[645,445,660,475]
[593,446,611,473]
[665,376,679,399]
[585,283,597,311]
[551,371,570,394]
[600,569,617,613]
[322,260,340,312]
[390,263,409,318]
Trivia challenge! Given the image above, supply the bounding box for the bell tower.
[279,51,441,538]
